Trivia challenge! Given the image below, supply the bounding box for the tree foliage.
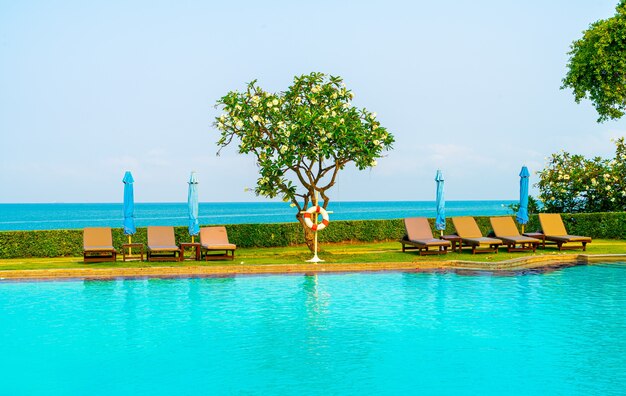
[536,138,626,213]
[213,72,394,249]
[507,196,541,216]
[562,1,626,122]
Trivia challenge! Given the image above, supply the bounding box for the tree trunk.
[296,213,316,252]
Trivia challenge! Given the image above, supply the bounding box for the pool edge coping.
[0,253,624,281]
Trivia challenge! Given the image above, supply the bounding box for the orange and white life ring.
[303,205,330,231]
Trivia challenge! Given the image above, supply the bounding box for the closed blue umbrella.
[188,171,199,242]
[435,170,446,237]
[123,171,136,244]
[516,166,530,233]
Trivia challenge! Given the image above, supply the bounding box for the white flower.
[310,98,317,104]
[604,173,611,180]
[267,101,273,108]
[371,160,378,167]
[326,132,332,138]
[252,115,260,122]
[371,112,377,118]
[342,103,350,109]
[235,121,244,128]
[373,140,380,146]
[563,174,570,180]
[219,114,226,121]
[331,93,337,99]
[372,124,378,130]
[280,145,288,153]
[273,99,279,106]
[606,185,612,191]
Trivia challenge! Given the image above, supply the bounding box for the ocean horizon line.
[0,200,518,231]
[0,199,517,205]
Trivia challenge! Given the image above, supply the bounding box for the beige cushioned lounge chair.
[538,213,591,251]
[200,226,236,260]
[399,217,451,255]
[490,217,541,252]
[83,227,117,263]
[147,226,181,261]
[452,216,502,254]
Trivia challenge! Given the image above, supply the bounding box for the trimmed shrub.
[0,212,624,259]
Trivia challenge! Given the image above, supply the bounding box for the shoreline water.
[0,200,516,231]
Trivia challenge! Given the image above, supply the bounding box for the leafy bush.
[1,213,624,259]
[537,138,626,213]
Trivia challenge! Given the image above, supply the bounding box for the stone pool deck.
[1,253,624,281]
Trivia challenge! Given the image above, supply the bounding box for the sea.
[0,201,515,231]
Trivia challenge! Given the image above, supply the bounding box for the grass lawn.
[1,239,625,272]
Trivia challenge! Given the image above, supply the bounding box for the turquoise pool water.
[1,265,625,395]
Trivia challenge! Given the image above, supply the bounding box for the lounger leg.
[582,242,587,251]
[557,242,563,251]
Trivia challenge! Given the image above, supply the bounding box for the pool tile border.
[0,254,624,281]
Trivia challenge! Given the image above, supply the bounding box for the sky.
[1,0,625,203]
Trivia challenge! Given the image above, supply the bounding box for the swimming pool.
[1,264,625,395]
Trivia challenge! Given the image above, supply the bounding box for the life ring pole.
[301,192,333,263]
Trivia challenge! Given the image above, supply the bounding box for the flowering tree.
[214,72,394,251]
[562,1,626,122]
[537,138,626,213]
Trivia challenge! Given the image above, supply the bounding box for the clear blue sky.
[1,0,624,203]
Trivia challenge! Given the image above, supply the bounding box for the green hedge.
[1,213,625,259]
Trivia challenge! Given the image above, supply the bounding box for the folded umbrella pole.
[123,171,136,255]
[188,172,200,243]
[516,166,530,234]
[435,170,446,237]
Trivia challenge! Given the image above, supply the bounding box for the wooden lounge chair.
[83,227,117,263]
[199,226,236,260]
[452,216,502,254]
[490,217,541,252]
[147,226,181,262]
[538,213,591,251]
[399,217,451,255]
